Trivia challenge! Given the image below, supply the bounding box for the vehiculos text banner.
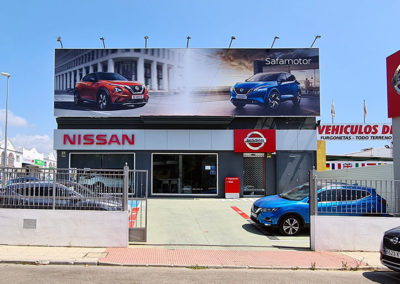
[54,48,320,117]
[318,123,392,141]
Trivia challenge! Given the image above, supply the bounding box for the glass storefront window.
[70,153,134,169]
[153,154,217,195]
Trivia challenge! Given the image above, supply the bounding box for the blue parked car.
[230,72,301,110]
[250,183,387,236]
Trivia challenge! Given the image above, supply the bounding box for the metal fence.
[128,169,148,242]
[310,170,400,216]
[0,166,147,213]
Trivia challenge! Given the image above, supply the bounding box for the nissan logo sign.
[392,65,400,95]
[244,131,267,150]
[391,237,399,245]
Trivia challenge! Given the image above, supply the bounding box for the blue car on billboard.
[250,183,387,236]
[230,72,301,110]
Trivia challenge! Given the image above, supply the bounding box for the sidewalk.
[0,245,386,270]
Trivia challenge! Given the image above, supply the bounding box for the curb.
[0,259,389,271]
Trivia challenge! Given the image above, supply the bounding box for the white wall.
[0,209,129,247]
[317,164,394,180]
[311,216,400,251]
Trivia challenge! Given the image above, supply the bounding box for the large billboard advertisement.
[54,48,320,117]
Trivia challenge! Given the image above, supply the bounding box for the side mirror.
[277,80,283,84]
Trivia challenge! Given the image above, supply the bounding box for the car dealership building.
[54,48,319,198]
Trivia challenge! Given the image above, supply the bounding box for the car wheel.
[232,101,246,108]
[97,91,110,110]
[74,91,82,106]
[293,90,301,106]
[267,91,280,110]
[279,215,302,236]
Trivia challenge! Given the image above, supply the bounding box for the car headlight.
[253,86,268,92]
[114,87,123,93]
[260,208,279,212]
[230,86,235,92]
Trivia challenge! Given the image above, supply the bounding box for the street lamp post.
[100,37,105,48]
[310,35,321,48]
[228,36,236,48]
[1,72,10,168]
[57,36,63,48]
[186,36,191,48]
[270,36,279,48]
[144,36,149,48]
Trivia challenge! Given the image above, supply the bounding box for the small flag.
[363,100,367,123]
[331,100,335,123]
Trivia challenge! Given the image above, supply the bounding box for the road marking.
[231,206,249,219]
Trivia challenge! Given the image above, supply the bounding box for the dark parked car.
[0,182,121,211]
[251,182,387,236]
[230,72,301,110]
[74,72,149,110]
[380,226,400,271]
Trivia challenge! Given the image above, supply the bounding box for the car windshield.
[246,73,280,82]
[59,180,94,197]
[97,72,128,81]
[280,184,310,201]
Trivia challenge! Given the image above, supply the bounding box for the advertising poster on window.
[54,48,320,117]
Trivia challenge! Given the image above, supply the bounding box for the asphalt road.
[0,264,399,284]
[54,91,320,117]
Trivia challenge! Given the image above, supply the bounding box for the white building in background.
[0,139,22,168]
[44,152,57,169]
[0,139,56,168]
[54,49,185,92]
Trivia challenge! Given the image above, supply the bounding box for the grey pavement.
[143,198,310,249]
[0,264,399,284]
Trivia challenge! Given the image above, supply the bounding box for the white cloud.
[11,134,53,155]
[0,109,28,127]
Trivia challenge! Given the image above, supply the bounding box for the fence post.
[123,163,129,211]
[52,168,57,210]
[309,169,317,251]
[309,169,317,216]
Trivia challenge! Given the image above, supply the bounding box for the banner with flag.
[363,100,368,123]
[331,100,335,123]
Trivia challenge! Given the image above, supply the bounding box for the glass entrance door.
[243,153,265,196]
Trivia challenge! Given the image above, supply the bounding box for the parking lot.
[134,198,310,250]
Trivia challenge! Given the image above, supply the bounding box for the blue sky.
[0,0,398,154]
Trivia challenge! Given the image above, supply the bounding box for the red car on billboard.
[74,72,149,110]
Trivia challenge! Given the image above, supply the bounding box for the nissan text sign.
[234,129,276,152]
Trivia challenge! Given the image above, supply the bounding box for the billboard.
[54,48,320,117]
[387,50,400,118]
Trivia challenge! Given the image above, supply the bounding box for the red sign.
[234,130,276,153]
[387,50,400,118]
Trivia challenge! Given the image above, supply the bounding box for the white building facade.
[54,49,184,92]
[0,139,56,169]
